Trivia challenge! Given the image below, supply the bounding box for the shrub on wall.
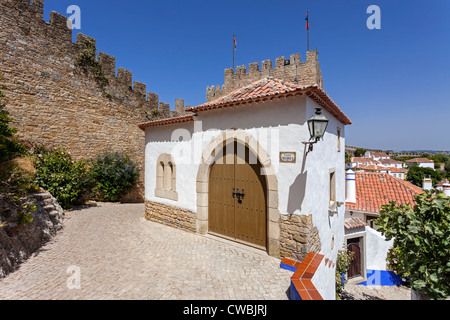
[89,152,139,202]
[34,148,89,209]
[0,81,26,162]
[335,246,355,299]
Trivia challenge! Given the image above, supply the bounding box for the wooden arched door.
[347,239,362,279]
[208,141,267,249]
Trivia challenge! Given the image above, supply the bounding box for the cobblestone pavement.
[341,284,411,300]
[0,203,291,300]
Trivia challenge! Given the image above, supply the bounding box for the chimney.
[422,177,433,191]
[443,182,450,197]
[345,169,356,203]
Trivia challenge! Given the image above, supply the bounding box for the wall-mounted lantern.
[303,108,329,154]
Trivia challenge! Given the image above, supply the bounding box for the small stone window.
[155,153,178,201]
[328,168,337,215]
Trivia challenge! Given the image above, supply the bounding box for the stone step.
[42,204,56,211]
[32,192,52,201]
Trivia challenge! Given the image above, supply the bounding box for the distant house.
[436,179,450,196]
[364,151,390,161]
[378,158,405,169]
[344,170,424,285]
[350,157,380,168]
[405,158,435,170]
[357,164,407,180]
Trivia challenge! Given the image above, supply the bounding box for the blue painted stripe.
[280,262,297,273]
[357,269,405,286]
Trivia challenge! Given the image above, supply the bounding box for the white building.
[345,170,424,285]
[139,77,352,300]
[406,158,435,170]
[378,158,405,169]
[364,151,390,161]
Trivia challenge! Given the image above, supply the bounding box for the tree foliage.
[376,191,450,299]
[406,166,442,187]
[354,148,367,157]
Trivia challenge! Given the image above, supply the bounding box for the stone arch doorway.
[196,130,280,257]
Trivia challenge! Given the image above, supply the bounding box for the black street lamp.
[303,108,329,154]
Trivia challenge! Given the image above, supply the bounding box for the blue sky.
[43,0,450,151]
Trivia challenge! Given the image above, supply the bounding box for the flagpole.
[307,9,310,51]
[233,33,235,70]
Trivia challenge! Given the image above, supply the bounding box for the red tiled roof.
[186,78,352,125]
[351,157,380,164]
[406,158,434,163]
[379,158,403,164]
[358,164,390,171]
[138,114,194,130]
[370,152,389,157]
[344,217,368,230]
[346,172,424,214]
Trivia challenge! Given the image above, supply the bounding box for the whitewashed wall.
[365,227,393,270]
[145,95,347,299]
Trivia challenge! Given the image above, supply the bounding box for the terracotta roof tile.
[406,158,434,163]
[186,78,352,125]
[346,172,424,214]
[344,217,368,230]
[138,114,194,130]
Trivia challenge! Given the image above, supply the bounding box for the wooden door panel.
[234,144,267,248]
[209,141,267,249]
[209,143,235,238]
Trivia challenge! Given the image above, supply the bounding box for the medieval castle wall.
[0,0,188,202]
[206,50,323,102]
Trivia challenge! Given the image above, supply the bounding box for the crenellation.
[49,11,72,42]
[133,81,146,98]
[236,65,246,75]
[32,0,44,19]
[290,53,301,66]
[175,98,185,116]
[206,50,323,102]
[147,92,159,110]
[98,52,116,78]
[77,33,96,48]
[117,68,132,88]
[159,102,170,118]
[261,59,273,71]
[248,62,259,75]
[275,56,286,68]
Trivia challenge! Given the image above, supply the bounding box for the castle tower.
[206,49,323,102]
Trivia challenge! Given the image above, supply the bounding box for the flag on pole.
[233,33,237,52]
[305,9,309,30]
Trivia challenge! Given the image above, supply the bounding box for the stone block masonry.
[0,0,188,202]
[145,201,196,233]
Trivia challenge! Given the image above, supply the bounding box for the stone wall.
[145,201,196,233]
[0,191,64,278]
[280,214,321,261]
[206,50,323,102]
[0,0,188,202]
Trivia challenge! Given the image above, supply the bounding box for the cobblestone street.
[0,203,291,300]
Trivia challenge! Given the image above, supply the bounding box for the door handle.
[233,188,245,203]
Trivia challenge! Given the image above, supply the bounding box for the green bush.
[406,166,442,187]
[34,148,89,209]
[89,152,139,202]
[0,82,26,162]
[377,192,450,299]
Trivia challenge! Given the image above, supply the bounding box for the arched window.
[155,154,178,201]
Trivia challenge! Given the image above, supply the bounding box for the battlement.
[207,50,323,102]
[2,0,187,119]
